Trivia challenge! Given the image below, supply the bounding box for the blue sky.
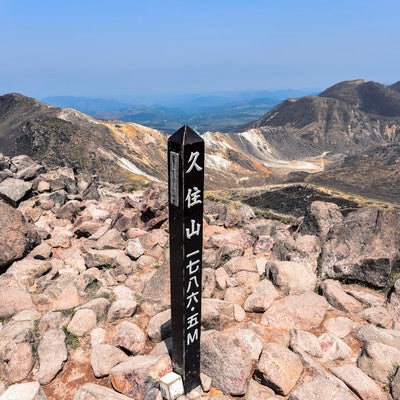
[0,0,399,98]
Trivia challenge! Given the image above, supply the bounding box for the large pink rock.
[0,200,39,270]
[110,354,171,399]
[201,330,253,396]
[261,292,329,331]
[256,343,303,396]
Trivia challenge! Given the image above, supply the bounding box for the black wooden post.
[168,125,204,392]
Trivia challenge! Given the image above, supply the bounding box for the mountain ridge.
[0,79,399,203]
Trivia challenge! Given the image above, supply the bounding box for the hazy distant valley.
[42,89,314,133]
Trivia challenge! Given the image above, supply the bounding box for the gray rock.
[244,279,280,313]
[323,317,354,338]
[0,382,48,400]
[90,344,129,378]
[330,364,387,400]
[245,379,276,400]
[0,310,39,384]
[256,343,303,396]
[224,286,246,305]
[67,309,97,337]
[288,375,356,400]
[0,286,35,319]
[0,200,39,269]
[88,229,126,250]
[261,292,329,331]
[201,330,253,396]
[107,299,137,322]
[0,178,32,206]
[11,155,38,172]
[6,258,51,287]
[73,383,133,400]
[345,288,386,307]
[234,329,263,362]
[125,238,145,260]
[16,163,46,181]
[320,280,364,313]
[112,321,146,355]
[38,311,71,336]
[290,329,323,358]
[84,248,130,269]
[79,297,111,320]
[37,329,68,385]
[223,253,258,275]
[110,354,172,399]
[202,299,237,331]
[359,306,393,329]
[300,201,344,242]
[29,242,52,260]
[355,324,400,350]
[269,260,317,295]
[321,207,400,288]
[318,332,352,362]
[272,232,321,272]
[358,341,400,383]
[141,263,171,316]
[391,367,400,400]
[148,309,171,343]
[202,268,216,298]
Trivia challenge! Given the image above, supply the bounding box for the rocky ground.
[0,153,400,399]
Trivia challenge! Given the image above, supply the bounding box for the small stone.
[359,306,393,329]
[354,324,400,350]
[269,260,317,295]
[256,343,303,396]
[0,178,32,206]
[110,354,172,399]
[321,279,364,313]
[215,267,229,291]
[148,309,172,343]
[358,341,400,383]
[67,309,97,337]
[261,292,329,331]
[323,317,354,338]
[89,229,126,250]
[318,332,352,362]
[73,383,133,400]
[224,287,246,305]
[0,382,48,400]
[107,299,137,321]
[112,321,147,355]
[126,238,145,260]
[288,375,356,400]
[200,372,212,392]
[91,344,129,378]
[0,287,35,319]
[79,297,111,320]
[244,279,280,313]
[38,311,71,335]
[38,329,68,385]
[29,242,52,260]
[1,340,35,384]
[90,328,106,346]
[330,364,387,400]
[201,330,253,396]
[37,181,51,192]
[391,368,400,400]
[290,329,323,358]
[246,379,276,400]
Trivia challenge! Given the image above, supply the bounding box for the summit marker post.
[168,125,204,392]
